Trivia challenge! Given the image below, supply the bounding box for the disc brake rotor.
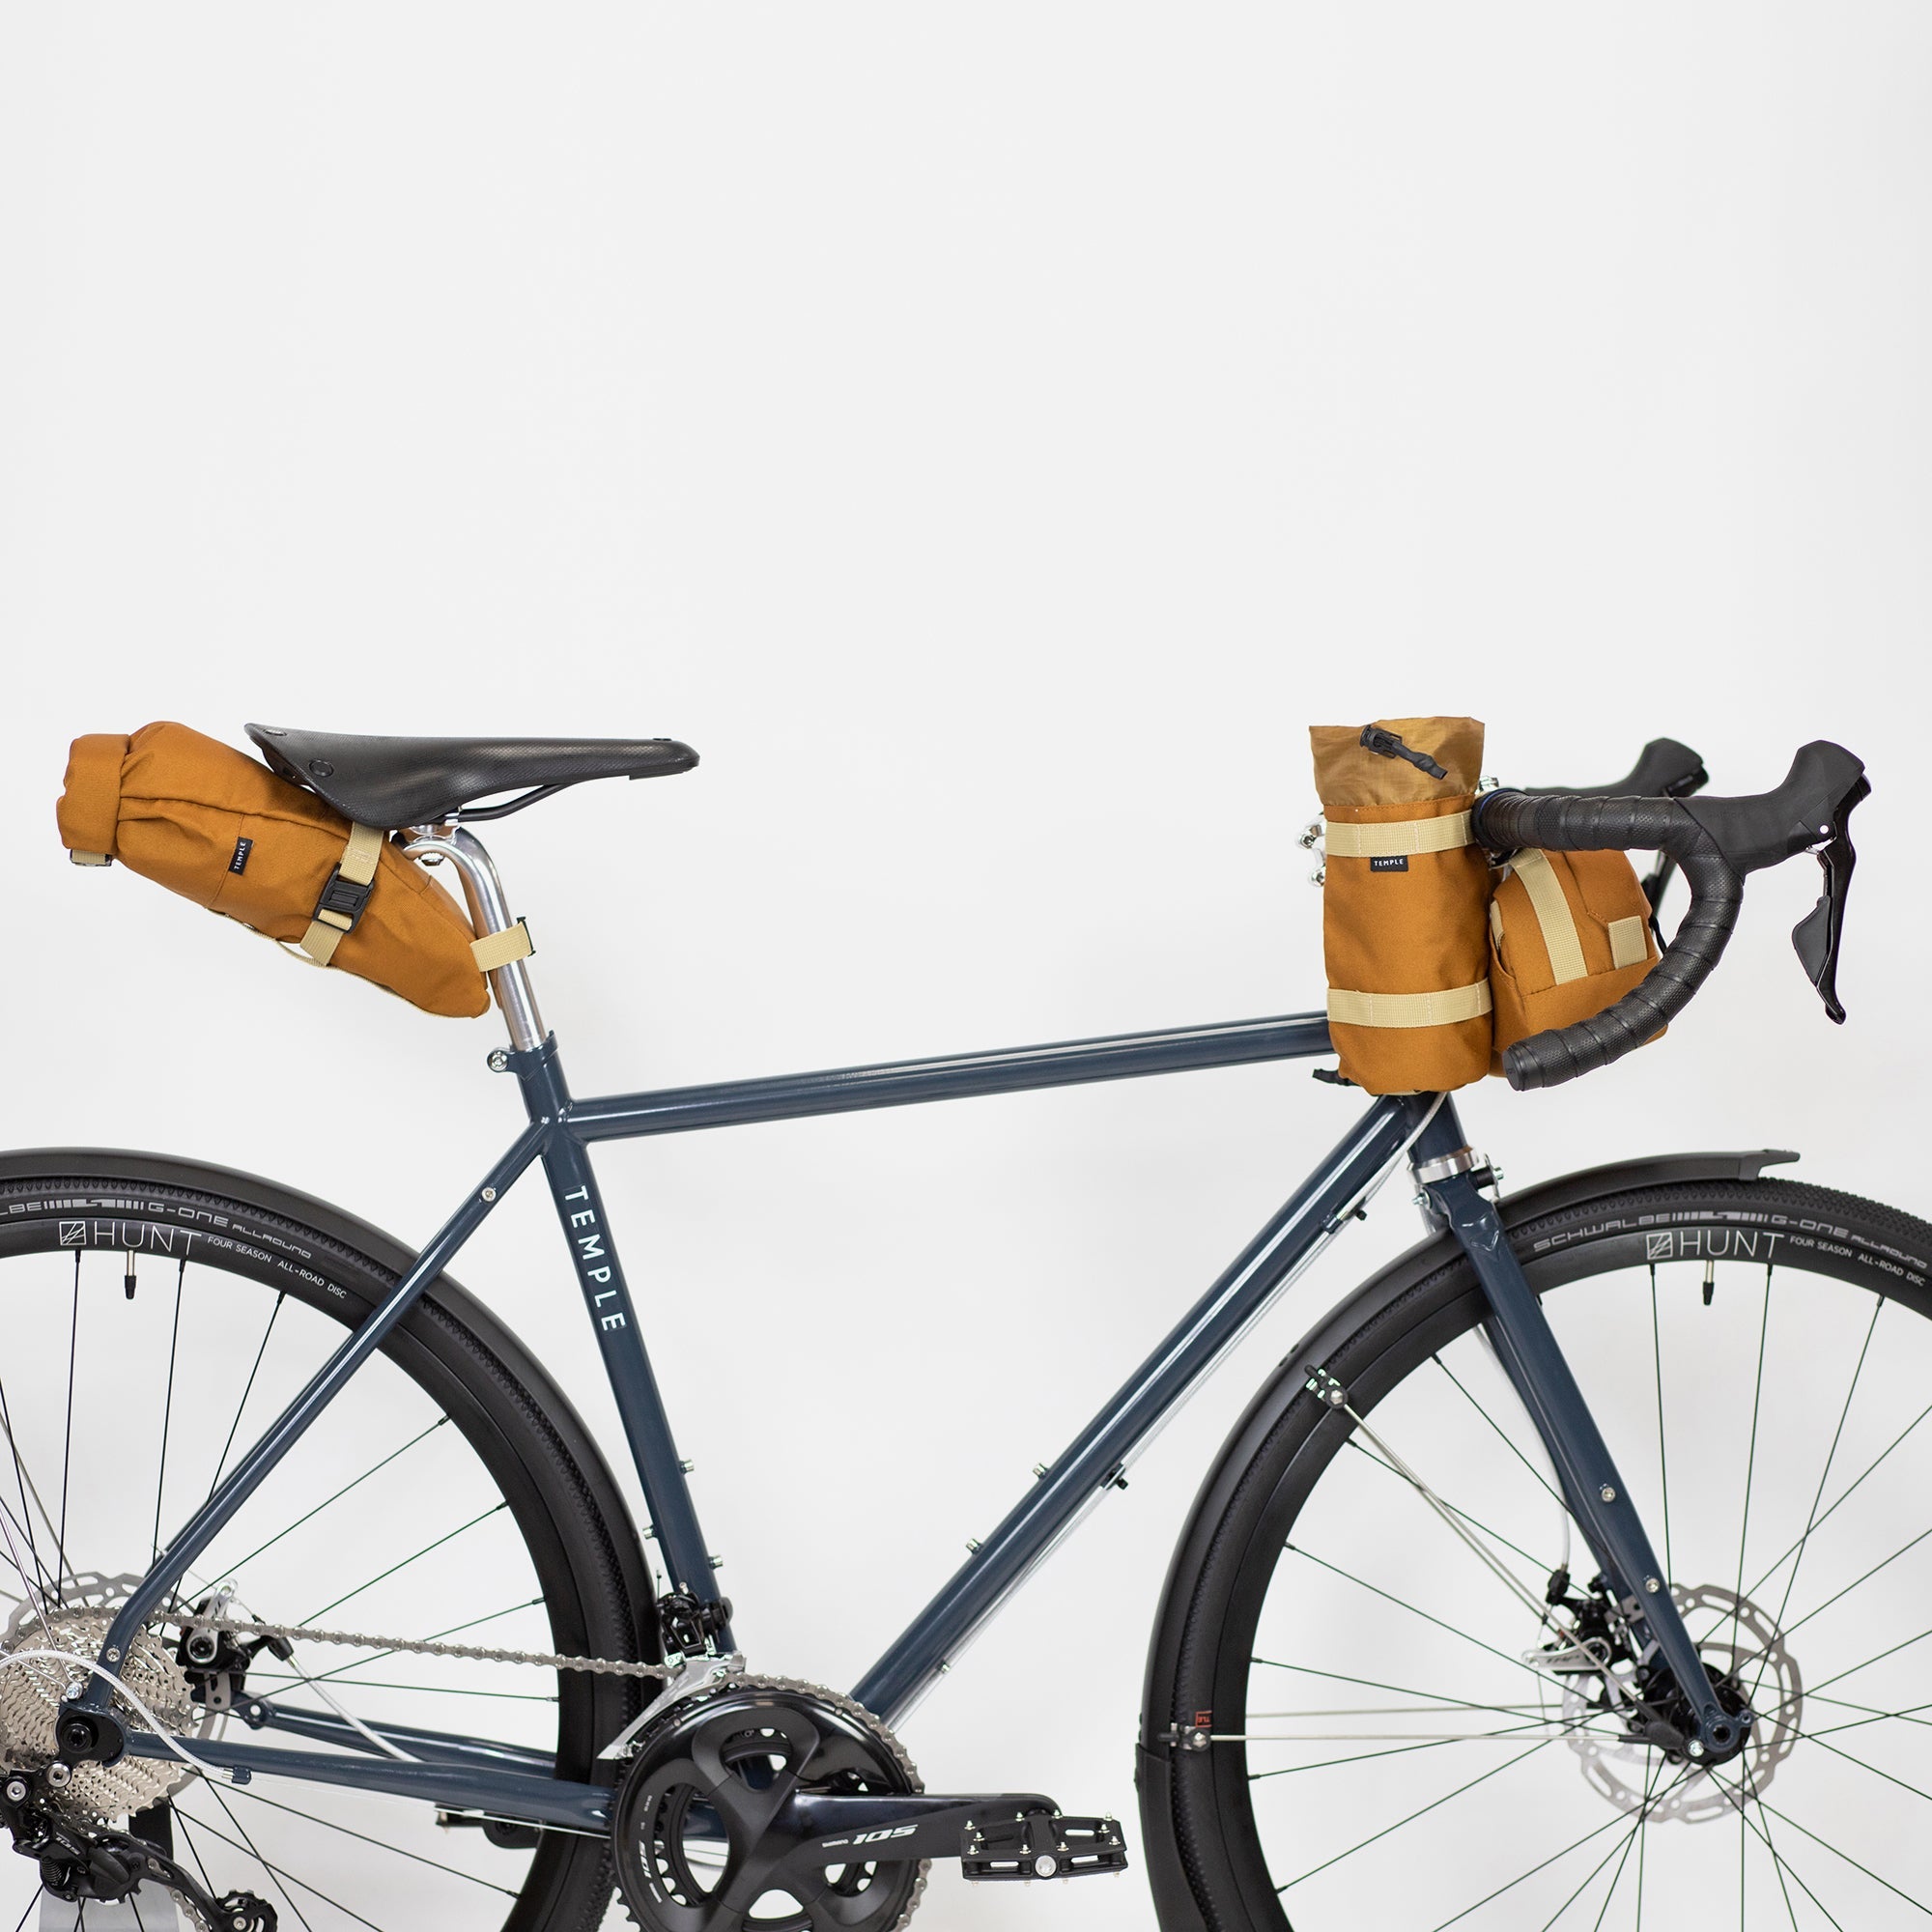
[1561,1581,1801,1823]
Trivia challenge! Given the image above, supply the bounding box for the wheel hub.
[1561,1581,1800,1823]
[0,1574,195,1820]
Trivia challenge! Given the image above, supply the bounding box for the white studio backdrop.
[3,6,1929,1927]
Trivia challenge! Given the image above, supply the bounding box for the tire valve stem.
[1702,1261,1716,1307]
[124,1253,136,1301]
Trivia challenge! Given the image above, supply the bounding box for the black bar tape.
[1472,792,1743,1092]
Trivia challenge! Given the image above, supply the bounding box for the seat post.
[403,824,548,1051]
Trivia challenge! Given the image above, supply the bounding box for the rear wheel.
[0,1166,647,1931]
[1153,1179,1932,1928]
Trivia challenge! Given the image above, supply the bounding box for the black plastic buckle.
[313,868,374,931]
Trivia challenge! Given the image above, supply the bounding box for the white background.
[3,6,1929,1926]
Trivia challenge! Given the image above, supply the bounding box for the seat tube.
[513,1040,727,1643]
[1411,1100,1747,1760]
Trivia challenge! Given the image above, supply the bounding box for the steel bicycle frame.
[75,859,1735,1830]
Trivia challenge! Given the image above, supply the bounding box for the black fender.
[1133,1147,1797,1932]
[0,1145,656,1659]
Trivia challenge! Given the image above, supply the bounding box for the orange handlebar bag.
[1310,718,1492,1094]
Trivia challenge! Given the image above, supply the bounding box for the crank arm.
[781,1791,1056,1867]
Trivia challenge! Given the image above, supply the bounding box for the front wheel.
[1148,1177,1932,1929]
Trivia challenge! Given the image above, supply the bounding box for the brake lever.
[1791,773,1870,1024]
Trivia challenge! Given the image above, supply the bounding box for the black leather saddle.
[246,724,697,830]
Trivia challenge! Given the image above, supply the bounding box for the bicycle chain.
[177,1614,663,1677]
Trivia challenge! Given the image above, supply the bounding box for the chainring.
[612,1675,927,1932]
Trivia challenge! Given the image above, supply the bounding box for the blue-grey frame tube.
[853,1089,1437,1724]
[81,1121,551,1717]
[1416,1100,1740,1751]
[568,1013,1334,1142]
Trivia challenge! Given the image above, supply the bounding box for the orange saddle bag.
[56,723,490,1018]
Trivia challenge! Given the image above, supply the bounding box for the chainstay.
[177,1614,663,1677]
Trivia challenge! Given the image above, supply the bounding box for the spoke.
[207,1292,285,1500]
[1428,1760,1688,1932]
[1748,1788,1932,1919]
[1788,1723,1932,1807]
[1588,1751,1661,1932]
[151,1259,186,1564]
[1433,1355,1568,1511]
[1535,1814,1643,1931]
[1744,1387,1932,1605]
[177,1801,319,1932]
[1707,1768,1848,1931]
[228,1782,521,1894]
[1777,1625,1932,1711]
[1249,1716,1597,1780]
[1746,1519,1932,1671]
[218,1417,450,1577]
[1750,1295,1881,1709]
[187,1791,376,1932]
[1280,1737,1557,1891]
[0,1371,52,1602]
[57,1254,78,1577]
[10,1891,39,1932]
[1730,1266,1774,1659]
[1650,1264,1672,1584]
[1251,1656,1566,1725]
[1344,1436,1552,1574]
[1285,1544,1567,1691]
[300,1500,507,1624]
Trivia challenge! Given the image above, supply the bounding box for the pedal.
[960,1809,1128,1881]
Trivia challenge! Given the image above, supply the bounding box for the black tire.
[0,1160,653,1931]
[1147,1178,1932,1929]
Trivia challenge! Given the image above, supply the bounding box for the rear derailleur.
[0,1781,275,1929]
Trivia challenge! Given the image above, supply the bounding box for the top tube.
[556,1012,1336,1142]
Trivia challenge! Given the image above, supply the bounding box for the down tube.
[853,1089,1437,1725]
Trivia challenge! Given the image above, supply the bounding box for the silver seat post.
[403,824,548,1052]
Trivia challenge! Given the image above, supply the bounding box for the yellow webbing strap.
[298,822,385,967]
[1326,981,1492,1029]
[1608,915,1650,970]
[470,919,534,973]
[1509,849,1588,986]
[1322,810,1473,859]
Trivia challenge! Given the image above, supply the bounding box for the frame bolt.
[709,1554,724,1570]
[1599,1485,1617,1503]
[966,1539,982,1552]
[3,1777,26,1804]
[103,1648,119,1662]
[680,1460,695,1474]
[1688,1740,1705,1758]
[480,1186,497,1203]
[1645,1577,1661,1594]
[487,1049,510,1072]
[1033,1463,1049,1478]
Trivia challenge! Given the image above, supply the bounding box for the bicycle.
[0,720,1917,1931]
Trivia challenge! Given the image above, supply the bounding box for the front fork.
[1412,1101,1748,1762]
